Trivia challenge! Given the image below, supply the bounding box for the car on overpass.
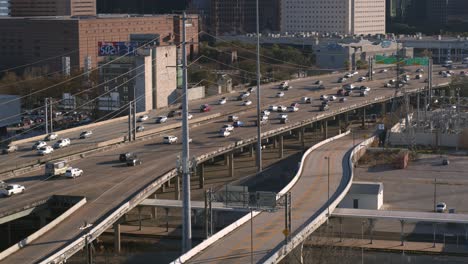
[243,100,252,106]
[44,133,58,141]
[156,116,168,124]
[276,92,285,98]
[320,104,330,111]
[228,115,239,122]
[79,131,93,139]
[302,97,312,104]
[219,130,231,137]
[38,146,54,156]
[218,97,227,105]
[32,141,47,150]
[137,115,149,122]
[2,145,18,155]
[126,158,142,167]
[45,160,69,177]
[53,138,71,149]
[136,126,145,132]
[163,136,178,144]
[1,184,25,197]
[436,202,447,213]
[119,152,137,162]
[222,124,234,132]
[200,104,211,112]
[233,121,244,127]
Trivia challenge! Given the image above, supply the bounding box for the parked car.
[45,133,58,141]
[79,131,93,139]
[222,124,235,132]
[243,100,252,106]
[136,126,145,132]
[228,115,239,122]
[2,145,18,154]
[200,104,211,112]
[219,130,231,137]
[163,136,178,144]
[137,115,149,122]
[65,168,83,178]
[38,146,54,155]
[1,184,25,197]
[119,152,137,162]
[127,158,142,167]
[53,138,71,149]
[302,97,312,104]
[436,202,447,213]
[156,116,168,123]
[218,97,227,105]
[32,141,47,150]
[233,121,245,127]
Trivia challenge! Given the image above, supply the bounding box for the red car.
[200,104,211,112]
[337,89,345,96]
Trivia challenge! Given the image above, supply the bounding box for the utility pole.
[128,102,133,142]
[429,59,433,109]
[181,12,192,253]
[133,100,137,141]
[433,178,437,212]
[44,98,49,135]
[49,98,53,133]
[255,0,262,172]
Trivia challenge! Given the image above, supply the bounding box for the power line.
[0,49,80,73]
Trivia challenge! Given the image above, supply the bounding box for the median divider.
[170,131,351,264]
[0,196,87,262]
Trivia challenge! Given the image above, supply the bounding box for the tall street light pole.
[325,156,330,218]
[255,0,262,173]
[181,12,192,253]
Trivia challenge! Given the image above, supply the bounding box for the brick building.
[9,0,96,17]
[0,14,199,71]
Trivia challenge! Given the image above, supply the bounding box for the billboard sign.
[98,42,139,57]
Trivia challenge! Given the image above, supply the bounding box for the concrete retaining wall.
[0,197,87,261]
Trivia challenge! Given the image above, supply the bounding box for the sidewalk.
[306,236,468,256]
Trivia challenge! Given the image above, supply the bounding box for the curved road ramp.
[172,132,376,264]
[0,196,86,262]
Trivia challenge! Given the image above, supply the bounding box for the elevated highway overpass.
[0,66,452,263]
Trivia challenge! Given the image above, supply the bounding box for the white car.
[302,97,311,103]
[79,131,93,139]
[218,98,227,105]
[416,68,424,73]
[261,115,269,121]
[287,106,299,112]
[443,72,452,78]
[45,133,58,141]
[137,115,149,122]
[219,130,231,137]
[222,124,234,132]
[278,114,288,119]
[380,69,388,73]
[436,202,447,213]
[329,96,337,101]
[54,138,71,149]
[243,100,252,106]
[262,110,271,116]
[344,73,353,78]
[187,114,193,120]
[358,77,366,82]
[320,95,329,100]
[1,184,25,196]
[32,141,47,150]
[269,105,278,112]
[163,135,178,144]
[353,71,359,75]
[360,86,371,92]
[38,146,54,155]
[156,116,168,123]
[65,168,83,178]
[277,105,287,112]
[343,84,355,91]
[277,92,285,98]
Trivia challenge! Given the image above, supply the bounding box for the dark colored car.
[168,110,182,118]
[233,121,245,127]
[337,89,345,96]
[126,158,142,167]
[320,104,330,111]
[200,104,211,112]
[119,152,136,162]
[344,91,351,96]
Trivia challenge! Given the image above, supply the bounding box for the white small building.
[339,181,383,210]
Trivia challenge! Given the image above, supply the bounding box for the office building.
[98,45,177,113]
[0,14,199,71]
[9,0,96,17]
[210,0,280,35]
[281,0,386,35]
[0,0,8,16]
[97,0,187,14]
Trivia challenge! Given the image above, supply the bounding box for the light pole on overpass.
[255,0,262,173]
[325,156,330,219]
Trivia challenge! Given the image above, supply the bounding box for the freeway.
[185,133,356,263]
[0,66,450,263]
[0,65,447,175]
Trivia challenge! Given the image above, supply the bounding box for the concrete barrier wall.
[262,135,377,264]
[0,197,87,261]
[170,131,351,264]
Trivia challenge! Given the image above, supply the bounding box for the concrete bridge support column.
[249,144,254,158]
[138,207,142,231]
[273,136,277,148]
[7,222,11,245]
[113,222,121,254]
[151,193,157,221]
[433,223,437,248]
[369,219,375,244]
[278,135,284,158]
[224,153,229,166]
[175,174,181,200]
[361,108,366,128]
[381,102,387,116]
[338,116,342,134]
[400,220,405,246]
[228,152,234,178]
[323,120,328,140]
[165,208,170,232]
[345,112,349,125]
[198,163,205,189]
[299,127,305,148]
